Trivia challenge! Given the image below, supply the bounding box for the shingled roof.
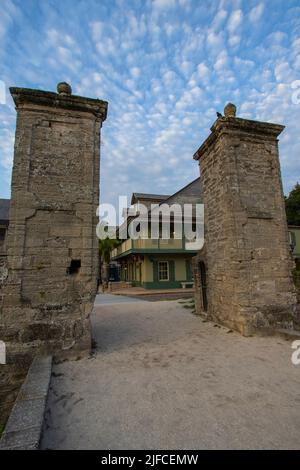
[0,199,10,223]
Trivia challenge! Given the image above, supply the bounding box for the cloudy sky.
[1,0,300,214]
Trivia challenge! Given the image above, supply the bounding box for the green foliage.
[99,237,122,263]
[285,183,300,226]
[179,297,195,310]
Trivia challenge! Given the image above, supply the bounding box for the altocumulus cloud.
[0,0,300,209]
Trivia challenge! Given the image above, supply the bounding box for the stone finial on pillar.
[224,102,237,117]
[57,82,72,96]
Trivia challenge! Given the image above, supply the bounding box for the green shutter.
[153,260,158,282]
[169,260,175,281]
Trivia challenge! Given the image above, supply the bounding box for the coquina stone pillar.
[193,104,297,335]
[0,83,108,363]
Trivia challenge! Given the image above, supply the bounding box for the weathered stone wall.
[193,107,298,335]
[293,270,300,330]
[0,84,107,364]
[0,256,8,316]
[0,221,8,290]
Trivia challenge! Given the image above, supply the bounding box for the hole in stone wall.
[67,259,81,275]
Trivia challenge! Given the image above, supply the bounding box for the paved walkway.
[94,293,148,305]
[41,296,300,450]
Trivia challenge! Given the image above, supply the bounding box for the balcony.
[111,237,196,259]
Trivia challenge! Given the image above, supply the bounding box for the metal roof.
[131,193,170,204]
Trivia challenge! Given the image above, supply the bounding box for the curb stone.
[0,355,52,450]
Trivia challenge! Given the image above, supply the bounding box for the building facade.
[111,179,201,289]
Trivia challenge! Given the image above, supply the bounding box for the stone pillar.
[0,83,108,363]
[193,104,297,335]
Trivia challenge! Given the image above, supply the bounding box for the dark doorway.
[199,261,208,312]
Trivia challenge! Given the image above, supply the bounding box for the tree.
[285,183,300,226]
[99,237,121,284]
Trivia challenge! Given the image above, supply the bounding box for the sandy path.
[41,296,300,450]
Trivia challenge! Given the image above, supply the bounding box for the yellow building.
[111,179,201,289]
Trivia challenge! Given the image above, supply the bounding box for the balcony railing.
[111,237,185,258]
[111,239,133,258]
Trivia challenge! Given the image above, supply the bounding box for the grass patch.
[179,296,196,312]
[183,303,195,309]
[178,297,193,303]
[0,423,5,438]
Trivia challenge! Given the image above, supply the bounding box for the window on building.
[170,222,174,238]
[158,261,169,281]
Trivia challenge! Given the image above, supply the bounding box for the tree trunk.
[102,262,110,284]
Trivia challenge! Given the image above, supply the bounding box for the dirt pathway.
[41,295,300,450]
